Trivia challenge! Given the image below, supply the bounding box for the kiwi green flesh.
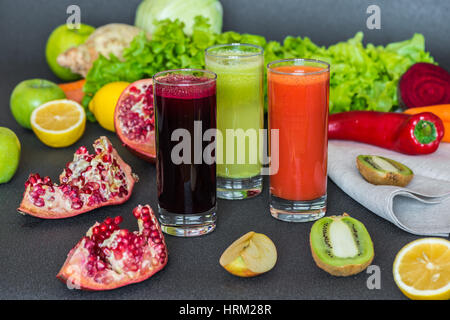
[358,155,413,176]
[357,155,413,187]
[310,216,374,268]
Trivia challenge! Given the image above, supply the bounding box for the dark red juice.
[155,75,216,214]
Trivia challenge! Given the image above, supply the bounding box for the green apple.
[0,127,21,184]
[10,79,66,129]
[46,23,95,81]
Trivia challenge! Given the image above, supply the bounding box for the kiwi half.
[310,213,374,276]
[356,155,414,187]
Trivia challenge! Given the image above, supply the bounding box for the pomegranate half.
[57,205,168,290]
[114,79,156,162]
[18,136,137,219]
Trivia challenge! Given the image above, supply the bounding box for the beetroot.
[57,205,168,290]
[18,136,137,219]
[114,79,156,163]
[398,62,450,109]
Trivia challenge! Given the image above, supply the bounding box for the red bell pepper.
[328,111,445,155]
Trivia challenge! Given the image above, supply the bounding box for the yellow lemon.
[393,237,450,300]
[89,81,130,132]
[31,99,86,148]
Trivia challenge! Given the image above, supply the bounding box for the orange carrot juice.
[268,60,329,222]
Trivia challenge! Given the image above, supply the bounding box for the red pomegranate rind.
[398,62,450,109]
[114,79,156,163]
[57,205,168,291]
[18,136,137,219]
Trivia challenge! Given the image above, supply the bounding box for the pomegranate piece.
[18,136,138,219]
[114,79,156,162]
[57,205,168,290]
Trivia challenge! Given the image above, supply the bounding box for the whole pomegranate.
[57,205,168,290]
[18,136,137,219]
[114,79,155,162]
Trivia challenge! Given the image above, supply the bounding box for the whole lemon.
[89,82,130,132]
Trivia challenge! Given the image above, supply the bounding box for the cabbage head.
[135,0,223,35]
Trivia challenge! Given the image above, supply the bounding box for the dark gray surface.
[0,0,449,300]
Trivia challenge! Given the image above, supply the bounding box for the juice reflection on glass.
[268,59,330,222]
[205,43,264,200]
[153,69,217,237]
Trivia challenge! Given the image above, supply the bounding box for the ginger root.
[57,24,150,78]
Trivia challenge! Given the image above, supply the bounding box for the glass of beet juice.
[153,69,217,237]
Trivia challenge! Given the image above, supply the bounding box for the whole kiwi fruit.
[310,213,374,277]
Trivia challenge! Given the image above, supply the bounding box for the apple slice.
[219,231,277,277]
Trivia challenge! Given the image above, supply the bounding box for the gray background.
[0,0,449,300]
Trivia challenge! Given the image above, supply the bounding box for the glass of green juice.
[205,43,264,200]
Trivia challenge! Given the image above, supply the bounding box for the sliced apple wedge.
[219,231,277,277]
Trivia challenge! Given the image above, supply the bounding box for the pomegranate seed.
[71,201,83,210]
[129,264,139,272]
[96,260,105,271]
[114,251,123,260]
[84,239,95,250]
[76,146,88,154]
[114,216,123,225]
[104,217,113,225]
[144,221,153,229]
[34,198,45,207]
[150,231,159,239]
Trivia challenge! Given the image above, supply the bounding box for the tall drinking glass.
[153,69,217,237]
[205,44,264,200]
[267,59,330,222]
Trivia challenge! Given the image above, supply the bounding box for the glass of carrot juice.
[267,59,330,222]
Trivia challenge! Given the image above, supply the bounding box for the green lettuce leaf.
[83,18,435,121]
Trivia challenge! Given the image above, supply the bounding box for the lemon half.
[393,237,450,300]
[31,99,86,148]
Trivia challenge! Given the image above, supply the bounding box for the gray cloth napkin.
[328,140,450,237]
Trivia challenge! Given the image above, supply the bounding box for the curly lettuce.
[83,17,434,121]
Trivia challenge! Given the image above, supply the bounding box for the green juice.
[206,55,264,179]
